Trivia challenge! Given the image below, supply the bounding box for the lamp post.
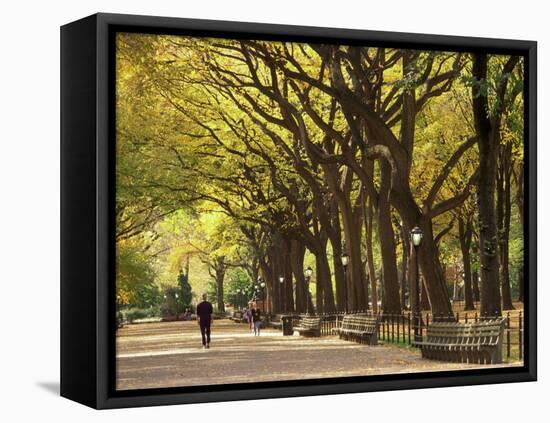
[278,275,285,312]
[245,287,251,308]
[236,288,241,309]
[341,252,350,313]
[260,281,266,313]
[256,277,266,313]
[459,271,466,302]
[304,267,313,314]
[410,226,423,344]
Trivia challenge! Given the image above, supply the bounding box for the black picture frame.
[61,12,537,409]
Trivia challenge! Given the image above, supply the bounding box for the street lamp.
[341,252,350,313]
[278,276,284,312]
[257,277,266,313]
[261,282,266,313]
[411,226,423,248]
[410,226,423,344]
[304,267,313,314]
[236,288,241,309]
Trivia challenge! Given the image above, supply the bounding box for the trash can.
[282,315,293,336]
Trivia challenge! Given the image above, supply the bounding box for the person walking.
[252,307,262,336]
[196,293,213,349]
[245,305,253,332]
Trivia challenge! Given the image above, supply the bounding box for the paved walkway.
[116,320,518,391]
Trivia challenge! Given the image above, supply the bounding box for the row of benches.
[231,311,505,364]
[292,315,380,344]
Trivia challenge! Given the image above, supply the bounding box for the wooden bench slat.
[334,314,380,345]
[416,318,506,364]
[294,317,321,337]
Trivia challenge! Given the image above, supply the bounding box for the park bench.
[269,314,283,329]
[230,311,246,323]
[293,316,321,337]
[414,318,506,364]
[332,314,380,345]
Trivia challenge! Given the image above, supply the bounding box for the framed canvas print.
[60,13,537,409]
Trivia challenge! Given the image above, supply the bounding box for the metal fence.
[269,310,524,362]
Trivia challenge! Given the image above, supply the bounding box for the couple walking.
[196,295,263,351]
[245,306,262,336]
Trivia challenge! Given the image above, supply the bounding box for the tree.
[177,256,193,308]
[116,238,157,306]
[472,53,520,316]
[113,33,525,319]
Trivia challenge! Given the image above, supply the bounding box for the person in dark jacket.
[252,308,262,336]
[244,305,253,331]
[196,293,213,349]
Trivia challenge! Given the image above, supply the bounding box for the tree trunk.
[409,245,420,319]
[355,193,370,311]
[390,197,452,315]
[320,249,336,313]
[415,217,452,315]
[458,218,475,310]
[400,223,409,309]
[314,252,327,314]
[214,256,226,312]
[365,196,379,313]
[282,238,295,312]
[421,278,431,311]
[377,162,401,314]
[472,271,480,303]
[290,240,307,313]
[324,165,366,311]
[328,196,346,311]
[515,161,524,303]
[473,53,502,317]
[340,200,366,310]
[498,144,515,310]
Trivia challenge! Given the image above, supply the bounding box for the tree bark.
[325,165,366,311]
[473,53,502,317]
[328,195,346,311]
[214,256,226,312]
[377,162,402,314]
[399,223,410,310]
[290,240,307,313]
[283,238,295,312]
[458,218,475,310]
[472,270,480,303]
[415,217,452,315]
[515,162,524,303]
[498,144,515,310]
[364,195,379,313]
